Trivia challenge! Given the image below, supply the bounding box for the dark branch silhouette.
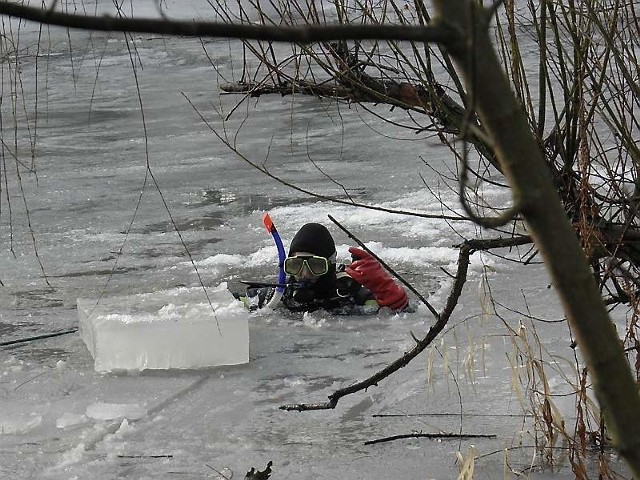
[280,241,473,411]
[0,2,456,43]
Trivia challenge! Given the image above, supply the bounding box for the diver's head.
[286,223,336,286]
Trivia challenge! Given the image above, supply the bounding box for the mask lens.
[284,257,305,275]
[306,256,328,275]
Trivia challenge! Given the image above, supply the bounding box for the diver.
[241,222,409,314]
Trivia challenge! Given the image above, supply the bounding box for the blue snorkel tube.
[262,213,286,308]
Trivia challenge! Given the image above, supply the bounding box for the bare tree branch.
[364,432,497,445]
[0,2,456,44]
[280,242,472,412]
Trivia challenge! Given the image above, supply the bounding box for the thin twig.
[117,454,174,458]
[364,432,497,445]
[372,412,533,417]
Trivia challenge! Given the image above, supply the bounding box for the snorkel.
[262,213,287,308]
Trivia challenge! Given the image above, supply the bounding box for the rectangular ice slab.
[78,283,249,373]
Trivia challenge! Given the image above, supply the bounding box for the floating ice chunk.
[56,443,86,469]
[0,412,42,434]
[86,403,146,421]
[78,283,249,373]
[107,418,134,442]
[56,412,88,429]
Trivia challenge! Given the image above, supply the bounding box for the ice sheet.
[78,283,249,372]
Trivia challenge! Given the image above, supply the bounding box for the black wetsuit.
[241,264,381,315]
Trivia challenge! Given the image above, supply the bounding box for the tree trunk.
[432,0,640,473]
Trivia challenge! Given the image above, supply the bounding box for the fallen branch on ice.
[0,328,78,347]
[364,432,497,445]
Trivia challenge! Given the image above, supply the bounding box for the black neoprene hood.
[288,223,336,259]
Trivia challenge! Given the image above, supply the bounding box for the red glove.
[345,247,408,310]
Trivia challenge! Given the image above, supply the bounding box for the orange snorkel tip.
[262,212,275,233]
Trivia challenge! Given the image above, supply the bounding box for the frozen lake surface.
[0,1,629,479]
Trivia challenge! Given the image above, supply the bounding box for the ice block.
[78,283,249,373]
